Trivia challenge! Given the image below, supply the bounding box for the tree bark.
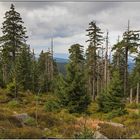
[136,83,139,104]
[130,88,133,104]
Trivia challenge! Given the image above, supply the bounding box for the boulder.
[106,122,124,128]
[13,113,29,121]
[94,131,108,139]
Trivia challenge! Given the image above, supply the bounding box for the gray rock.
[94,131,108,139]
[106,122,124,128]
[13,113,30,121]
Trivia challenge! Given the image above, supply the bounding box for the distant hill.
[54,57,68,63]
[55,57,135,74]
[54,58,68,75]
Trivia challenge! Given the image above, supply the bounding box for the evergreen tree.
[38,50,57,92]
[123,21,140,96]
[0,4,28,85]
[57,44,91,113]
[54,74,67,105]
[112,40,125,86]
[31,49,39,93]
[86,21,103,100]
[98,69,125,113]
[129,53,140,101]
[15,45,32,91]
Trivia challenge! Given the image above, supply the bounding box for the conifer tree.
[38,50,57,92]
[86,21,103,100]
[31,49,39,93]
[62,44,91,113]
[129,53,140,103]
[0,4,28,85]
[15,45,32,91]
[98,69,125,113]
[123,21,140,95]
[112,40,125,84]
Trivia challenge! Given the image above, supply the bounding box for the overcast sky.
[0,1,140,58]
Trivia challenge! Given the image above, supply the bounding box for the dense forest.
[1,4,140,139]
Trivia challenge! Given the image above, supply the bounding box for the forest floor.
[0,88,140,139]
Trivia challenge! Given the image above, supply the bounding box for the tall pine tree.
[86,21,103,100]
[0,4,28,85]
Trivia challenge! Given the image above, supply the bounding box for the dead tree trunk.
[136,83,139,104]
[124,20,129,96]
[130,88,133,104]
[104,31,109,89]
[97,50,100,96]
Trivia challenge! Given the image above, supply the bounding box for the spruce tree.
[98,69,125,113]
[86,21,103,100]
[123,21,140,96]
[0,4,28,85]
[38,50,57,92]
[31,49,39,93]
[62,44,91,113]
[15,45,32,91]
[112,40,125,85]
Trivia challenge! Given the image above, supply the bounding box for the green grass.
[1,89,140,138]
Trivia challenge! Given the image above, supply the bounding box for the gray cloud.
[0,2,140,57]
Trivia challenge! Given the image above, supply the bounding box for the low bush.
[74,127,94,139]
[56,109,76,124]
[128,112,140,120]
[0,127,43,139]
[30,111,62,128]
[87,102,98,115]
[107,108,127,119]
[44,95,61,112]
[6,82,17,98]
[126,103,140,109]
[23,117,36,126]
[131,134,140,139]
[7,100,20,108]
[99,123,127,138]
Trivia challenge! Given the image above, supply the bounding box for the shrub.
[44,96,61,112]
[126,103,140,109]
[7,100,20,108]
[6,82,17,98]
[74,127,94,139]
[56,109,76,124]
[129,112,140,120]
[29,112,61,128]
[23,117,36,126]
[131,134,140,139]
[87,102,98,115]
[107,108,127,119]
[0,127,43,139]
[99,123,127,139]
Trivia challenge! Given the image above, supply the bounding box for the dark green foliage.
[55,44,91,113]
[38,50,57,92]
[15,46,33,91]
[98,70,125,114]
[112,40,125,82]
[85,21,103,100]
[0,4,28,85]
[65,44,91,113]
[31,52,39,93]
[107,108,127,119]
[54,74,68,106]
[45,96,61,112]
